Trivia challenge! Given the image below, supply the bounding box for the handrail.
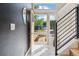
[57,34,76,50]
[57,17,76,34]
[57,20,76,37]
[57,19,76,39]
[57,11,76,26]
[56,7,77,55]
[57,26,76,43]
[57,15,76,31]
[57,31,76,46]
[57,7,76,22]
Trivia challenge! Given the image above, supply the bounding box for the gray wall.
[0,3,31,56]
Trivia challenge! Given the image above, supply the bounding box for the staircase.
[69,42,79,56]
[70,48,79,56]
[56,4,77,55]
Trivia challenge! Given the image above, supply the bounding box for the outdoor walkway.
[31,44,55,56]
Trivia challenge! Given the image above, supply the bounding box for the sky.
[35,3,56,9]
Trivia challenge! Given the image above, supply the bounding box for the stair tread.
[70,48,79,56]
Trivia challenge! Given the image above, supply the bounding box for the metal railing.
[55,7,77,55]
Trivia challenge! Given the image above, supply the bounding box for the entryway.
[30,8,56,56]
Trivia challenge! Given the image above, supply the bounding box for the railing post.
[55,22,57,56]
[77,6,79,38]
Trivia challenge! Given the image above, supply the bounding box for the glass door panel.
[34,14,47,32]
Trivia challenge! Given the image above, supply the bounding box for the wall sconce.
[23,8,26,24]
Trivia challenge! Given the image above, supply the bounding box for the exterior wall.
[0,3,31,56]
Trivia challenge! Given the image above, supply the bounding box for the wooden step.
[70,48,79,56]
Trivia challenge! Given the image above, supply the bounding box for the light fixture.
[23,7,26,24]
